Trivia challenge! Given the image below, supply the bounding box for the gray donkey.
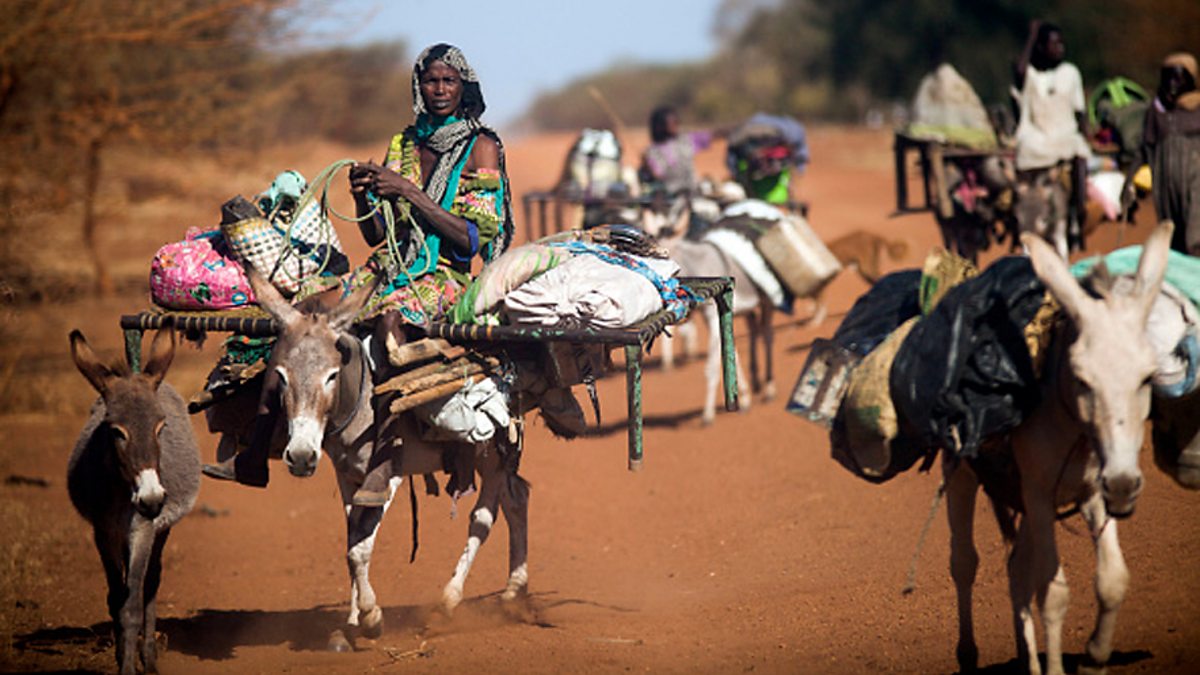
[242,270,529,651]
[68,324,200,675]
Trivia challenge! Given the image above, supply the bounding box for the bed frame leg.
[716,283,739,412]
[625,343,643,471]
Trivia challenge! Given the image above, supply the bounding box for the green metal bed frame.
[119,276,738,471]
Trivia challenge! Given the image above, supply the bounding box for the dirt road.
[2,127,1198,674]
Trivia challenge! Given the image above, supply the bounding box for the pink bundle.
[150,227,255,310]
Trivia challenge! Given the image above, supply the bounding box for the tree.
[0,0,297,295]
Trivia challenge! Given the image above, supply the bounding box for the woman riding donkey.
[204,43,514,507]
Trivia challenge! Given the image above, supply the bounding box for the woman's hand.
[370,166,421,202]
[348,161,419,202]
[349,161,379,199]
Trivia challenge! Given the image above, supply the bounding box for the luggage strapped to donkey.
[121,158,738,468]
[119,276,735,469]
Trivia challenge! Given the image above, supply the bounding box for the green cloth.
[905,123,998,151]
[1070,245,1200,309]
[747,168,792,204]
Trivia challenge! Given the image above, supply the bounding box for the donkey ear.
[1135,220,1174,319]
[328,276,380,333]
[1023,232,1094,325]
[69,330,116,395]
[142,321,176,389]
[246,264,302,328]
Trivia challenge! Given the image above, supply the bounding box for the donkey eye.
[324,371,338,386]
[155,420,166,436]
[110,425,130,443]
[275,367,289,389]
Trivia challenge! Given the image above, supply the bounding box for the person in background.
[725,112,809,206]
[638,105,722,198]
[1132,52,1200,254]
[1011,20,1092,250]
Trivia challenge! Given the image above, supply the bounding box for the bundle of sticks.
[377,338,503,414]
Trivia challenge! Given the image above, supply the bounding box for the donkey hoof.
[360,607,384,639]
[501,584,528,602]
[955,643,978,672]
[327,629,352,653]
[441,587,463,615]
[762,382,777,402]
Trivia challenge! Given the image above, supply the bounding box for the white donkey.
[944,222,1172,675]
[247,271,529,651]
[660,237,771,424]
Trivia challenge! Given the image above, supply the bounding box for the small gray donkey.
[68,324,200,675]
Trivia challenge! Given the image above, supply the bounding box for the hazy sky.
[319,0,726,130]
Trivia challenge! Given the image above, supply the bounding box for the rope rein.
[273,158,434,309]
[901,475,948,596]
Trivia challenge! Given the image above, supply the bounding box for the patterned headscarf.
[411,43,483,118]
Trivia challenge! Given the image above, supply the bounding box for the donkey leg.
[1079,494,1129,674]
[681,316,700,360]
[1008,500,1060,675]
[140,532,170,674]
[702,306,721,424]
[443,448,505,614]
[334,471,392,647]
[94,527,128,667]
[1041,565,1071,675]
[945,461,981,672]
[745,311,762,395]
[118,519,156,675]
[499,470,531,601]
[760,303,776,401]
[660,331,676,371]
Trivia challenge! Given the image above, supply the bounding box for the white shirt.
[1013,62,1092,170]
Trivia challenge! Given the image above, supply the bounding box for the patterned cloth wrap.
[450,242,571,325]
[150,227,255,310]
[344,128,507,326]
[545,241,698,322]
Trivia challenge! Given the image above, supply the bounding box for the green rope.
[272,159,432,305]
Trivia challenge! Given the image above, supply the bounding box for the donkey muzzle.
[1101,470,1144,518]
[284,416,324,477]
[132,468,166,519]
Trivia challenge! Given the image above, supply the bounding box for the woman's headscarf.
[411,43,486,120]
[1163,52,1200,111]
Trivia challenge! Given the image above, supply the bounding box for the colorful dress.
[640,131,714,196]
[345,119,509,325]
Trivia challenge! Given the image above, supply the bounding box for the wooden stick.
[393,365,489,398]
[387,337,457,368]
[375,354,501,395]
[389,373,487,414]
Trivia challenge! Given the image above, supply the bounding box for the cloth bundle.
[1072,246,1200,399]
[503,252,680,329]
[416,376,511,444]
[452,226,688,329]
[150,227,255,311]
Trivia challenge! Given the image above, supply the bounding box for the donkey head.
[1025,221,1173,516]
[248,271,374,478]
[70,325,177,519]
[1015,166,1070,259]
